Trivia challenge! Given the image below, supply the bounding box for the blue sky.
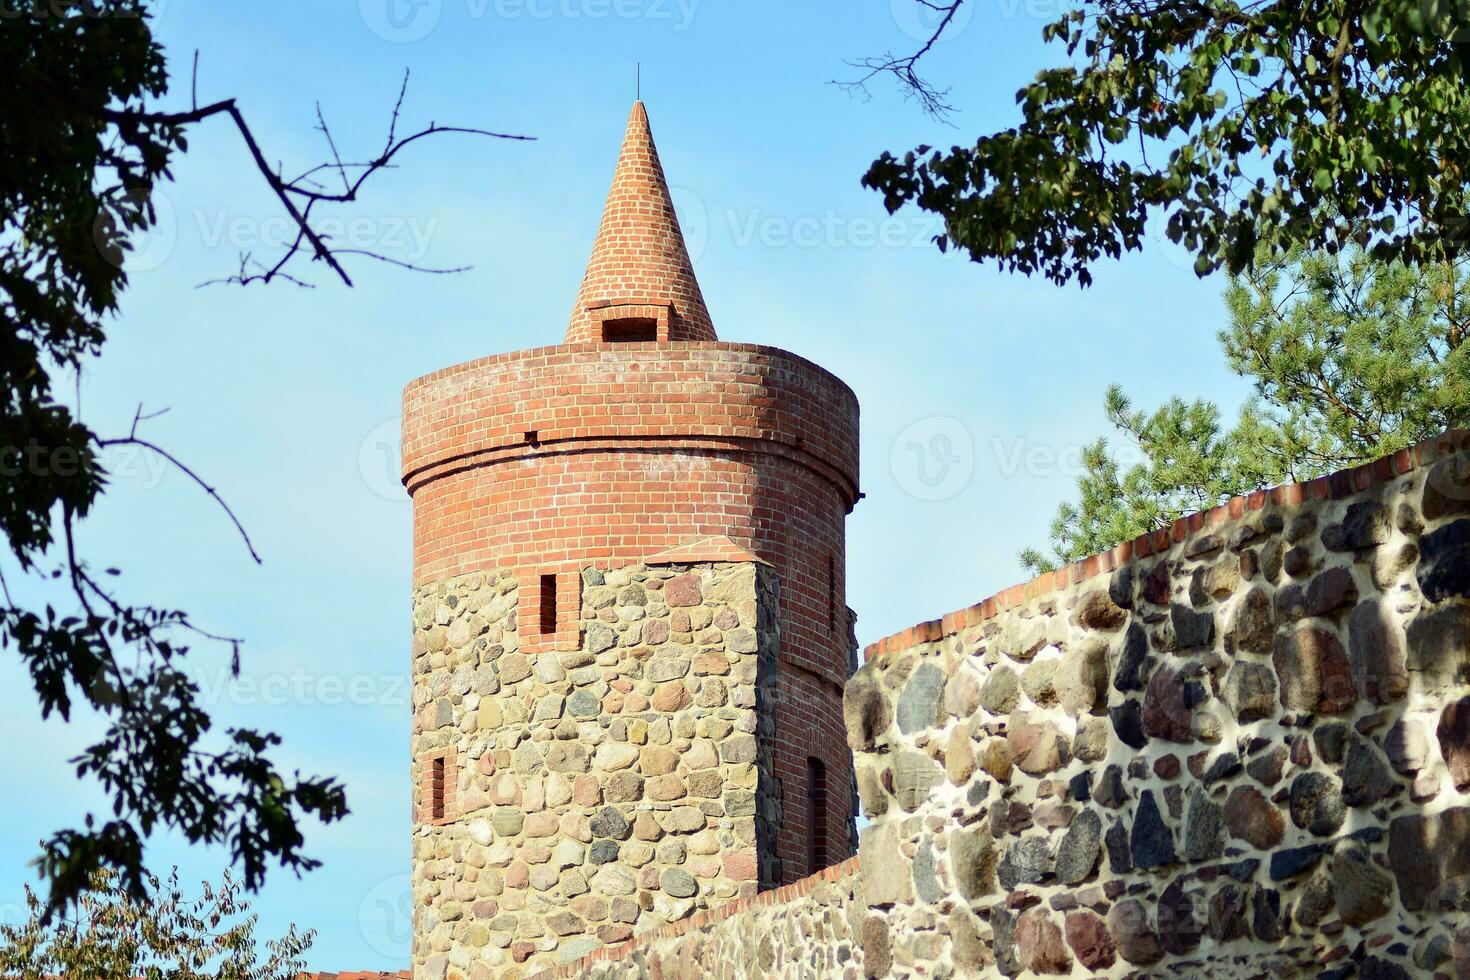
[0,0,1254,969]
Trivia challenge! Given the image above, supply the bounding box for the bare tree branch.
[98,70,534,288]
[195,252,317,290]
[835,0,965,119]
[97,405,262,565]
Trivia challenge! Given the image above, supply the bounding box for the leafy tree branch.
[0,867,312,980]
[861,0,1470,284]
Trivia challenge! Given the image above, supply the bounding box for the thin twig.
[314,103,352,195]
[331,250,471,275]
[834,0,966,119]
[97,407,262,565]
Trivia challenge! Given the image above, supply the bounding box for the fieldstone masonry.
[845,436,1470,978]
[533,860,865,979]
[412,560,782,978]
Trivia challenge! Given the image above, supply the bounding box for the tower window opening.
[429,756,447,823]
[539,573,558,636]
[602,317,658,342]
[807,756,828,873]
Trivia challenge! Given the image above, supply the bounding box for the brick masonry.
[563,102,713,345]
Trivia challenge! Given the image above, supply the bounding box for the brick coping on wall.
[401,340,852,398]
[526,856,862,980]
[864,428,1470,662]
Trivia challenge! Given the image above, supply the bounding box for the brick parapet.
[865,429,1468,662]
[401,342,859,510]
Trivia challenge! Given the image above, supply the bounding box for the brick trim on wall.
[517,564,581,654]
[587,300,673,341]
[865,428,1470,661]
[526,856,862,980]
[417,746,457,827]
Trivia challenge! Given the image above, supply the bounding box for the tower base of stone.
[411,558,783,979]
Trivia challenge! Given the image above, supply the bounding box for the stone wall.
[531,858,866,979]
[844,434,1470,977]
[411,560,781,979]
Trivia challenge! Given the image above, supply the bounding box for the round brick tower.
[403,102,859,977]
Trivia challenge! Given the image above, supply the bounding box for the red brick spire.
[565,101,715,344]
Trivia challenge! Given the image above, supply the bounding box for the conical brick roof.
[565,101,715,343]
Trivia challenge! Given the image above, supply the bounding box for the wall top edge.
[863,428,1470,663]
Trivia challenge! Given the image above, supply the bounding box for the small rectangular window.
[539,573,558,636]
[807,756,828,874]
[429,756,447,823]
[602,317,658,342]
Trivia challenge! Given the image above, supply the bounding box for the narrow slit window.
[429,756,446,823]
[539,573,558,636]
[602,317,658,342]
[807,756,828,874]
